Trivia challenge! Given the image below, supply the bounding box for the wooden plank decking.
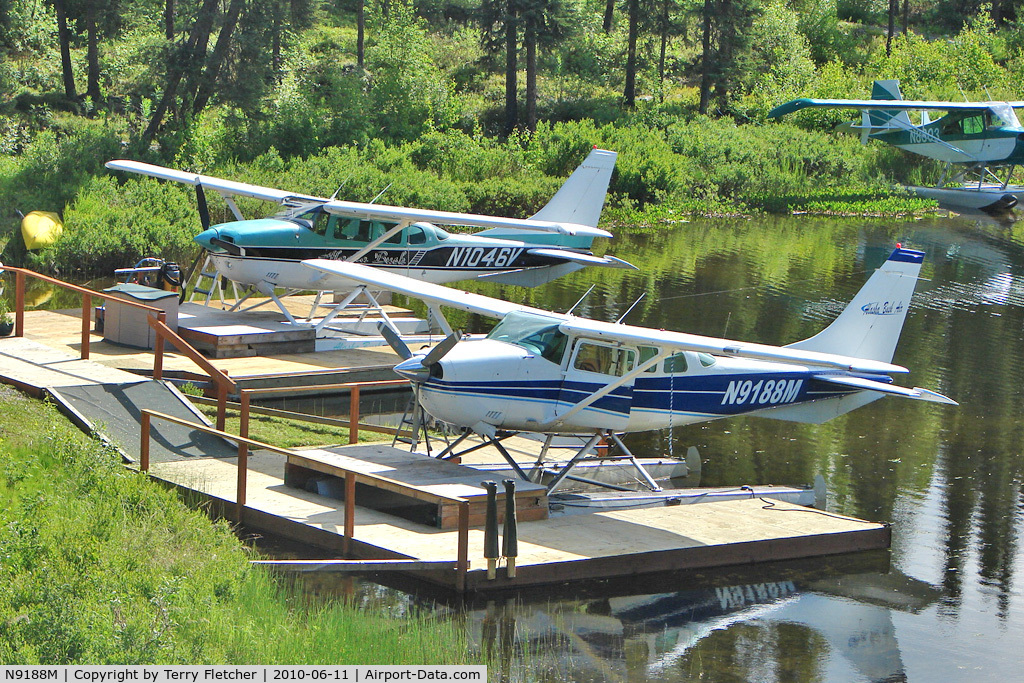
[147,446,890,592]
[10,305,401,388]
[283,444,549,528]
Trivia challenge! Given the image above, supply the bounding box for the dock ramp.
[48,381,238,463]
[0,336,236,463]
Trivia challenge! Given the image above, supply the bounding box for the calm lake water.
[306,213,1022,682]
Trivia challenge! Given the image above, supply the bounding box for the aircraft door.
[556,340,636,431]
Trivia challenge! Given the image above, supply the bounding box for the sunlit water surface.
[392,215,1022,682]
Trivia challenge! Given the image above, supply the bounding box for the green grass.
[0,385,476,665]
[195,404,393,449]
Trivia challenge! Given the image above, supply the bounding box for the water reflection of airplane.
[469,566,940,682]
[305,247,955,492]
[770,79,1024,214]
[105,149,633,328]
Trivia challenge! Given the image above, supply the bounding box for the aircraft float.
[105,149,633,329]
[301,246,957,493]
[769,79,1024,213]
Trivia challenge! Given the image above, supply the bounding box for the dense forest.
[2,0,1024,275]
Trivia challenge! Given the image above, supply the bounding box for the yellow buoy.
[21,210,63,250]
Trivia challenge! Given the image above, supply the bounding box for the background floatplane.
[106,148,632,331]
[770,80,1024,214]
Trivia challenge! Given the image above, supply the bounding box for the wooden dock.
[12,301,404,392]
[144,443,889,592]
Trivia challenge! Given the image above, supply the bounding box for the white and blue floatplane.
[300,246,957,492]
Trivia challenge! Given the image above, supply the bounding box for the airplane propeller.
[422,330,462,366]
[378,322,413,360]
[377,323,461,382]
[196,183,212,231]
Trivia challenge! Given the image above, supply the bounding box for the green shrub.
[54,176,199,276]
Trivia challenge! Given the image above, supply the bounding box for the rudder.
[786,247,925,363]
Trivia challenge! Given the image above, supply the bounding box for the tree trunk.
[603,0,614,33]
[886,0,895,56]
[623,0,638,107]
[54,0,77,100]
[192,0,245,115]
[141,0,219,149]
[165,0,175,40]
[658,0,669,99]
[181,0,219,114]
[357,0,365,68]
[272,0,283,82]
[85,2,101,103]
[525,24,537,131]
[698,0,712,114]
[503,0,518,135]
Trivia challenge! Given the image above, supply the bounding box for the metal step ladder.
[392,395,450,456]
[188,255,239,308]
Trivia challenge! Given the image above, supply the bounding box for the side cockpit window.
[295,208,331,236]
[572,342,635,376]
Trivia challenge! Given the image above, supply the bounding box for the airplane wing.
[105,159,321,204]
[301,259,544,319]
[300,259,910,376]
[319,200,611,237]
[769,98,1024,118]
[107,159,611,238]
[559,317,908,375]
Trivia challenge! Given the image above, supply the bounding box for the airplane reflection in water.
[470,568,939,682]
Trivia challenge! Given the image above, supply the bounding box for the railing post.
[216,381,228,432]
[349,385,360,444]
[80,292,91,359]
[140,411,151,472]
[14,270,25,337]
[236,438,247,522]
[239,390,250,441]
[344,471,356,554]
[153,312,166,380]
[456,500,469,593]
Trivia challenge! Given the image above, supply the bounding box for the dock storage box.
[102,283,178,349]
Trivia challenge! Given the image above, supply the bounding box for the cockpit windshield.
[487,311,568,363]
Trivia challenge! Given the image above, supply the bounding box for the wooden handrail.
[0,264,239,430]
[238,378,410,446]
[3,264,167,360]
[188,395,414,440]
[147,315,236,430]
[139,408,470,588]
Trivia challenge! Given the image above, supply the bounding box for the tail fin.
[786,247,924,363]
[868,79,913,129]
[531,148,617,228]
[476,148,617,247]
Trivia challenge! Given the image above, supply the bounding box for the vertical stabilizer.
[786,247,924,363]
[476,148,617,247]
[869,79,913,129]
[531,148,617,228]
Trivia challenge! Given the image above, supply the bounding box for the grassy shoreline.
[0,384,476,665]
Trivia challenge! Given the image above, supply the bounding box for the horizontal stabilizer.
[814,374,958,404]
[477,262,584,287]
[527,248,637,269]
